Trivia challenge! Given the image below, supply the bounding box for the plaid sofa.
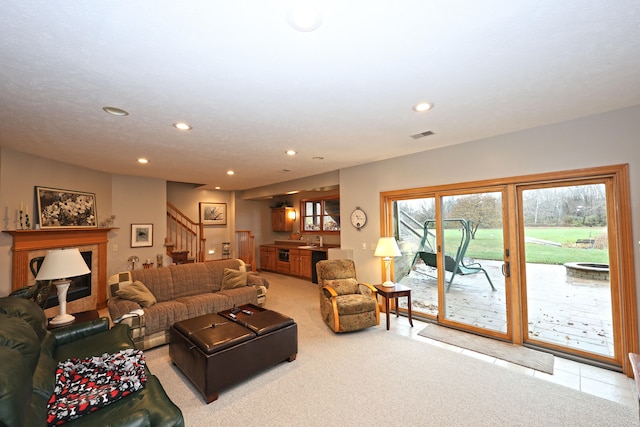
[107,259,268,350]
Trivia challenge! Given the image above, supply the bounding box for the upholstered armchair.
[315,259,380,333]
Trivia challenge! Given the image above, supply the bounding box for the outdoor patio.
[397,259,614,357]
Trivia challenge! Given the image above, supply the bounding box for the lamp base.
[49,313,75,326]
[381,280,396,288]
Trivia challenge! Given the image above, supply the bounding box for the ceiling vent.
[410,130,435,139]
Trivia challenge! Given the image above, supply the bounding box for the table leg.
[407,292,414,327]
[395,297,400,317]
[385,295,390,330]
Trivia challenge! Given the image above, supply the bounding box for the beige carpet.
[418,324,555,374]
[145,272,636,426]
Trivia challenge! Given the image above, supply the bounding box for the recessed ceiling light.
[103,106,129,116]
[137,158,149,164]
[413,102,434,112]
[173,122,192,131]
[286,150,297,156]
[287,2,322,32]
[214,186,221,190]
[226,170,235,175]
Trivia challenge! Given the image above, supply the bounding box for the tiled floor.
[400,259,614,356]
[387,313,638,410]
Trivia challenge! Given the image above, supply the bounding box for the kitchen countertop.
[260,242,339,252]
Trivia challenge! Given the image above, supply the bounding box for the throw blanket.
[47,349,147,426]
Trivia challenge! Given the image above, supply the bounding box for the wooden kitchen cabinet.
[272,207,294,232]
[290,248,312,279]
[260,246,276,271]
[289,249,301,276]
[299,250,312,279]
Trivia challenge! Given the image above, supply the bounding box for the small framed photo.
[131,223,153,247]
[200,202,227,225]
[36,186,97,229]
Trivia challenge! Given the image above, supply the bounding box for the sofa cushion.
[116,281,157,308]
[205,259,244,291]
[53,323,134,362]
[221,268,248,289]
[142,301,190,336]
[0,296,48,341]
[169,263,215,298]
[131,268,175,303]
[107,271,133,299]
[0,313,41,372]
[0,346,32,427]
[218,286,260,308]
[175,293,233,319]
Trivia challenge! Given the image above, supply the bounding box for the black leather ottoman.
[169,305,298,403]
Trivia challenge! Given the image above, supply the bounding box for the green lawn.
[444,226,609,265]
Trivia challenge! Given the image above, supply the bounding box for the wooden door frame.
[380,164,637,376]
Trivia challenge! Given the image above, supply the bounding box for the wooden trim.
[3,228,116,309]
[380,164,637,374]
[614,165,638,375]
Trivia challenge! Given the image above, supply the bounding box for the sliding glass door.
[518,179,619,361]
[385,164,636,372]
[394,188,509,338]
[441,191,507,335]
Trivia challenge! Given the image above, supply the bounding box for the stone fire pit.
[564,262,609,281]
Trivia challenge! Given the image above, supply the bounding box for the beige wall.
[339,105,640,287]
[0,148,113,296]
[2,105,639,319]
[109,175,167,274]
[166,182,235,261]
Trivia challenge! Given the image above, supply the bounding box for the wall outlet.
[112,244,118,251]
[361,242,367,250]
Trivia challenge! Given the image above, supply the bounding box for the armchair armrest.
[50,317,110,347]
[359,282,378,297]
[321,285,338,299]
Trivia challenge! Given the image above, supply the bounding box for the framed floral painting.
[36,186,97,229]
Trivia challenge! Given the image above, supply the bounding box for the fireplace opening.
[31,251,92,309]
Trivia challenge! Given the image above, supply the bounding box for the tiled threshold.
[393,315,638,410]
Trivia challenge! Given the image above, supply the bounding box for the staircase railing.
[236,230,256,271]
[166,202,205,263]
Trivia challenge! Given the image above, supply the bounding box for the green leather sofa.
[0,297,184,427]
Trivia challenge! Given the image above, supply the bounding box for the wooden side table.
[47,309,100,330]
[374,284,414,330]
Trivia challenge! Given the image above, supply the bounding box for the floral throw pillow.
[47,349,147,426]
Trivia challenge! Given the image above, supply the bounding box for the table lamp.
[35,248,90,325]
[374,237,402,287]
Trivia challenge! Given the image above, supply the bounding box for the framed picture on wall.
[36,186,97,229]
[200,202,227,225]
[131,223,153,247]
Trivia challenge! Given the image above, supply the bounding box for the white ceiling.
[1,1,639,192]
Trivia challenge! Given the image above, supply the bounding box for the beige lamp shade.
[36,248,90,281]
[374,237,402,258]
[374,237,401,287]
[36,248,90,326]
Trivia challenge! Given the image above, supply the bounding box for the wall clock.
[350,207,367,230]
